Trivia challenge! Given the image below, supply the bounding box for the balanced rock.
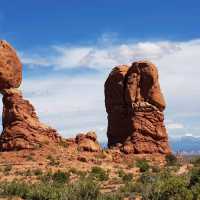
[0,88,61,151]
[105,61,171,154]
[0,40,22,90]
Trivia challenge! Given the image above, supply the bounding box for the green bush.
[47,155,60,166]
[189,168,200,186]
[119,172,133,183]
[3,164,12,174]
[52,171,70,184]
[165,154,178,166]
[136,159,150,172]
[40,171,70,184]
[33,168,43,176]
[191,183,200,200]
[134,170,193,200]
[90,166,109,181]
[191,156,200,166]
[0,181,30,198]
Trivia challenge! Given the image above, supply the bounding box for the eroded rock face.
[75,132,101,152]
[0,89,61,151]
[105,61,171,154]
[0,40,22,90]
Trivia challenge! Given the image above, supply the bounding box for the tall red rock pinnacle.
[105,61,171,154]
[0,40,61,151]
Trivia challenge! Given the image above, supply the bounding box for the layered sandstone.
[0,89,61,150]
[0,40,62,151]
[105,61,171,154]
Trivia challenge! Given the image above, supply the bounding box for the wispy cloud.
[15,36,200,140]
[167,123,184,129]
[20,39,180,70]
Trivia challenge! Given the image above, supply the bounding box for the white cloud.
[20,40,180,70]
[167,123,184,129]
[12,37,200,140]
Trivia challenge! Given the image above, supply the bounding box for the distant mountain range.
[170,136,200,154]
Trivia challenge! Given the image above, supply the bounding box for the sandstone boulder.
[76,132,101,152]
[105,61,171,154]
[0,40,22,90]
[0,88,61,151]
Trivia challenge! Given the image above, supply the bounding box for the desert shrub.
[0,181,30,198]
[136,159,150,172]
[58,140,69,148]
[151,165,161,173]
[191,183,200,200]
[33,168,43,176]
[69,178,100,200]
[189,167,200,187]
[3,165,12,173]
[24,169,32,176]
[89,166,109,181]
[134,170,193,200]
[165,154,178,166]
[68,168,87,178]
[26,155,34,161]
[46,155,60,166]
[117,170,133,183]
[52,171,70,184]
[191,156,200,167]
[0,178,100,200]
[120,182,137,197]
[40,171,70,185]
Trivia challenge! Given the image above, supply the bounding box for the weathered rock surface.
[0,88,61,151]
[0,40,22,90]
[76,132,101,152]
[105,61,171,154]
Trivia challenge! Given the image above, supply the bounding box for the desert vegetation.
[0,155,200,200]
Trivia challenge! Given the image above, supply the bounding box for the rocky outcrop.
[105,61,171,154]
[0,40,61,151]
[65,132,101,152]
[0,89,61,150]
[76,132,101,152]
[0,40,22,90]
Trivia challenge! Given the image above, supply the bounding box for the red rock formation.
[0,89,61,151]
[105,61,171,154]
[0,40,22,90]
[65,132,101,152]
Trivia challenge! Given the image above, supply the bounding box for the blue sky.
[0,0,200,141]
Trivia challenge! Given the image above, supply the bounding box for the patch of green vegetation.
[58,140,69,148]
[46,155,60,166]
[33,168,43,176]
[3,164,12,175]
[39,170,70,184]
[117,169,133,183]
[89,166,109,181]
[52,171,70,184]
[165,154,178,166]
[68,167,87,178]
[136,159,150,172]
[0,178,121,200]
[191,156,200,167]
[26,155,34,161]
